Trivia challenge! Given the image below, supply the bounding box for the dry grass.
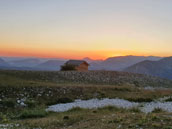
[1,70,172,128]
[12,107,172,129]
[1,70,172,87]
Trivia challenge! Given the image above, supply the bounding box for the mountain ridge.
[0,56,166,73]
[89,55,162,71]
[124,57,172,79]
[0,58,11,67]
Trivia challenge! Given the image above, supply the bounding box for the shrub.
[152,108,164,113]
[165,97,172,102]
[151,114,159,120]
[24,99,37,108]
[19,109,48,119]
[165,126,172,129]
[98,106,120,111]
[46,97,73,106]
[67,107,83,112]
[0,113,8,123]
[127,98,153,102]
[56,98,73,104]
[108,118,123,123]
[60,65,76,71]
[129,107,140,113]
[0,98,16,108]
[63,116,69,120]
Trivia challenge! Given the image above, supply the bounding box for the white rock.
[46,98,138,112]
[46,97,172,113]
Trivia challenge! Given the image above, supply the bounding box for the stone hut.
[62,60,89,71]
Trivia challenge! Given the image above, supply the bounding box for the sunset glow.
[0,0,172,59]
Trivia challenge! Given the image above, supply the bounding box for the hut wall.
[75,63,88,71]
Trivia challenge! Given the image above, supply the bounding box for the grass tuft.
[67,107,84,112]
[152,108,164,113]
[19,109,48,119]
[165,97,172,102]
[0,98,16,108]
[24,99,37,108]
[98,106,121,112]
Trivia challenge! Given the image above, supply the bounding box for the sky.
[0,0,172,59]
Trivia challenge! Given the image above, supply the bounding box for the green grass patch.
[0,98,16,108]
[24,99,37,108]
[152,108,164,113]
[19,109,48,119]
[165,97,172,102]
[67,107,84,112]
[126,97,153,102]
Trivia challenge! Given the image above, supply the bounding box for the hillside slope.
[124,57,172,79]
[0,70,171,88]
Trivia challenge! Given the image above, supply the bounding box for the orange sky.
[0,0,172,59]
[0,47,169,60]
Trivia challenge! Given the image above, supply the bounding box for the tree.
[60,64,76,71]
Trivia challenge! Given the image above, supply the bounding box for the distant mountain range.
[88,55,162,71]
[0,56,162,71]
[1,55,172,79]
[35,60,66,71]
[9,58,42,67]
[124,57,172,79]
[0,58,11,67]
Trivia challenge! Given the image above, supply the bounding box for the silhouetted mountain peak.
[9,58,42,67]
[0,58,10,67]
[83,57,93,62]
[159,56,172,62]
[0,58,4,62]
[36,60,65,70]
[124,56,172,79]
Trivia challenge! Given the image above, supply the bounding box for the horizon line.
[0,54,170,61]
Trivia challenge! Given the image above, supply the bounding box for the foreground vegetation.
[2,107,172,129]
[0,70,172,128]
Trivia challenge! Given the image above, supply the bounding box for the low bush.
[165,97,172,102]
[129,107,141,113]
[165,126,172,129]
[67,107,83,112]
[24,99,37,108]
[60,65,76,71]
[56,98,73,104]
[98,106,121,112]
[152,108,164,113]
[127,98,153,102]
[0,98,16,108]
[19,109,48,119]
[0,113,8,123]
[63,116,69,120]
[46,97,73,106]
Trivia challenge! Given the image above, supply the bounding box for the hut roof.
[65,60,89,66]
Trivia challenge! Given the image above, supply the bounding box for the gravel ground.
[46,98,172,113]
[46,98,139,112]
[141,102,172,113]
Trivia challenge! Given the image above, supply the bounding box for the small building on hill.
[61,60,89,71]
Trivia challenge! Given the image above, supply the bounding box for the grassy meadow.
[0,70,172,129]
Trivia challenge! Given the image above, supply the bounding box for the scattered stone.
[47,98,172,113]
[141,102,172,113]
[47,98,138,112]
[38,94,42,96]
[17,100,21,103]
[20,102,26,106]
